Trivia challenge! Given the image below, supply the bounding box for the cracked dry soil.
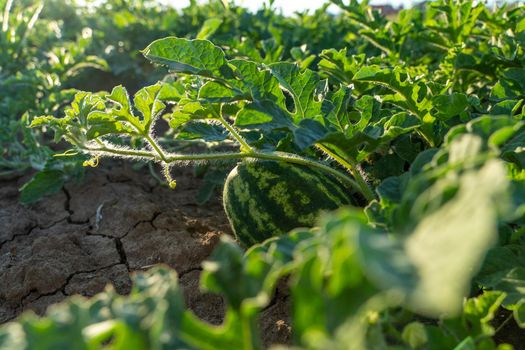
[0,161,291,347]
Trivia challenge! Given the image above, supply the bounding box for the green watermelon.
[222,160,354,247]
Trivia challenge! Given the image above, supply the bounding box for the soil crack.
[19,262,124,304]
[0,225,38,250]
[63,187,90,225]
[121,211,161,240]
[115,239,129,271]
[63,187,72,215]
[177,266,203,278]
[0,215,74,250]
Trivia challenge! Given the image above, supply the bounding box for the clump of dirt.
[0,161,291,347]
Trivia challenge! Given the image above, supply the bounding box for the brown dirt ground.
[0,160,291,348]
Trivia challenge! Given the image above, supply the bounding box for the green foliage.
[0,0,108,198]
[3,0,525,348]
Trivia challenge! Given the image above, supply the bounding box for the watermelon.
[222,160,355,247]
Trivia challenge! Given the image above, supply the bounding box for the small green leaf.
[143,37,229,77]
[354,66,433,120]
[235,100,293,130]
[476,245,525,306]
[177,121,228,142]
[463,291,506,336]
[199,81,236,102]
[402,322,428,349]
[196,17,223,40]
[268,62,324,121]
[133,83,166,132]
[433,93,469,120]
[20,170,65,204]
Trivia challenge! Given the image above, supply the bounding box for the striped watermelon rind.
[222,160,354,247]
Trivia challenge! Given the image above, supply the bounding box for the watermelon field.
[1,0,525,348]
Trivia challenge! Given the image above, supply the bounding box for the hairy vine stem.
[145,134,169,162]
[82,142,365,197]
[217,113,253,152]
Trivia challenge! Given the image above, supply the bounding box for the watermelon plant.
[29,35,385,244]
[0,0,110,201]
[2,0,525,348]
